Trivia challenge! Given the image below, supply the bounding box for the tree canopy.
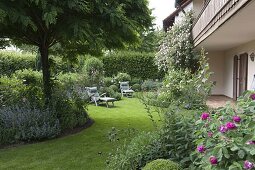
[0,0,152,102]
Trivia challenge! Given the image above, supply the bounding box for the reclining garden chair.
[87,87,116,108]
[119,82,134,97]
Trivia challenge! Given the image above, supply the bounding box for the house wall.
[225,40,255,92]
[207,40,255,98]
[193,0,204,18]
[207,52,225,95]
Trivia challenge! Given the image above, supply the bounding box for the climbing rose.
[197,145,206,153]
[233,115,241,123]
[226,122,236,130]
[250,94,255,100]
[201,112,210,120]
[207,132,213,137]
[209,156,218,165]
[219,125,228,133]
[244,160,254,169]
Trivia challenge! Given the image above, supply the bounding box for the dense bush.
[0,102,60,144]
[108,106,196,170]
[108,131,165,170]
[141,80,161,91]
[13,69,42,86]
[143,159,181,170]
[109,85,119,92]
[191,92,255,170]
[114,72,131,83]
[0,51,35,76]
[132,84,141,92]
[0,51,74,76]
[103,51,165,80]
[103,77,114,87]
[82,57,104,86]
[99,87,122,101]
[130,77,143,85]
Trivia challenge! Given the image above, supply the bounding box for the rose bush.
[191,93,255,170]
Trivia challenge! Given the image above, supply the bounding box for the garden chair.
[87,87,116,108]
[119,82,134,97]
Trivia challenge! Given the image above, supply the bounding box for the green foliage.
[99,87,121,101]
[103,51,165,80]
[103,77,114,87]
[107,131,165,170]
[192,95,255,170]
[143,159,181,170]
[159,49,212,109]
[108,104,196,170]
[0,102,60,144]
[109,85,119,92]
[13,69,42,86]
[141,80,162,91]
[0,51,36,76]
[156,12,199,72]
[160,107,196,168]
[130,77,143,85]
[132,84,141,92]
[82,57,104,86]
[127,29,162,53]
[115,72,131,83]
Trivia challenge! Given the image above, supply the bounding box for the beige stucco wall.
[193,0,204,18]
[207,51,225,95]
[225,40,255,91]
[208,40,255,98]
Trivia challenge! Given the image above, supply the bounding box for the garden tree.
[0,0,152,102]
[127,28,162,53]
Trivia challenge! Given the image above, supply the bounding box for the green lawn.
[0,98,157,170]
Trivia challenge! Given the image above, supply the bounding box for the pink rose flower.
[219,125,228,133]
[250,94,255,100]
[197,145,206,153]
[244,160,254,169]
[201,112,210,120]
[233,115,241,123]
[209,156,218,165]
[225,122,236,130]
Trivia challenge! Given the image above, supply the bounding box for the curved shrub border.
[0,118,94,149]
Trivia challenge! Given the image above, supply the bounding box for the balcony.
[192,0,251,47]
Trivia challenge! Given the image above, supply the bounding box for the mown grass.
[0,98,158,170]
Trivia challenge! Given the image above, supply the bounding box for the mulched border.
[0,118,94,150]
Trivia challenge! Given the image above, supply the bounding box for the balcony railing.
[192,0,250,46]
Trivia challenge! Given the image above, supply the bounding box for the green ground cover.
[0,98,158,170]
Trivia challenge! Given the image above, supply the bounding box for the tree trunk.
[39,44,51,105]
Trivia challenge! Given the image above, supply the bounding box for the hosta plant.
[191,94,255,170]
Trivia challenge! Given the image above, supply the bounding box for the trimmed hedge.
[0,51,73,76]
[102,51,165,80]
[0,51,36,75]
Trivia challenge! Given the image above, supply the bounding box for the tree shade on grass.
[0,98,158,170]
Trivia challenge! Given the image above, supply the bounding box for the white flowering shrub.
[156,11,199,72]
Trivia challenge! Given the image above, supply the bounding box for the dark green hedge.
[0,51,72,76]
[0,51,36,75]
[102,51,165,80]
